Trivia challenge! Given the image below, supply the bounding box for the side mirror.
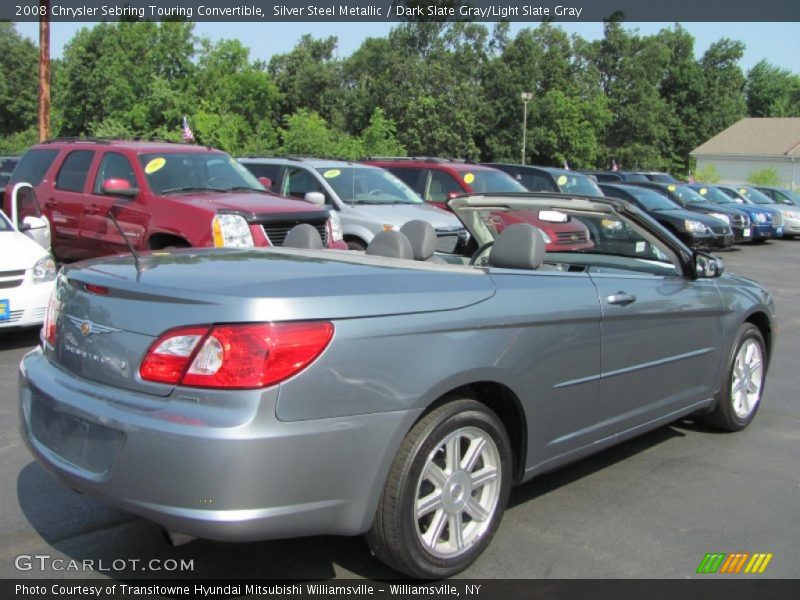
[101,178,138,198]
[304,191,325,206]
[258,176,273,190]
[695,253,724,278]
[19,215,48,232]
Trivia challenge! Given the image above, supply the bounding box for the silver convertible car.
[19,193,774,578]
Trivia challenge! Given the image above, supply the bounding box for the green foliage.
[0,21,796,171]
[0,127,38,154]
[746,60,800,117]
[0,23,39,137]
[360,108,406,157]
[693,164,720,183]
[747,167,782,186]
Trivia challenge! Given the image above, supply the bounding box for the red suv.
[362,158,592,251]
[5,139,345,262]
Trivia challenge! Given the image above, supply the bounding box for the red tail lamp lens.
[140,322,333,389]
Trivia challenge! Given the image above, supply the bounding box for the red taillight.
[139,322,334,389]
[84,284,109,295]
[43,292,59,346]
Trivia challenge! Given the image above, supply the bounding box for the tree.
[360,108,406,157]
[746,60,800,117]
[0,23,39,138]
[279,109,362,158]
[698,39,747,142]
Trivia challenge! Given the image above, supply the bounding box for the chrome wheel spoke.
[423,461,448,489]
[449,513,465,550]
[444,436,459,474]
[417,490,444,518]
[471,465,498,489]
[465,495,490,522]
[461,437,486,472]
[422,509,447,549]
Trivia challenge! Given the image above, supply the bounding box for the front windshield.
[626,187,680,211]
[452,199,679,275]
[555,172,603,196]
[463,170,527,193]
[692,185,736,205]
[738,186,775,205]
[316,167,422,204]
[670,185,709,204]
[139,152,264,195]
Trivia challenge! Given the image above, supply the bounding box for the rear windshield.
[670,185,710,204]
[9,149,59,186]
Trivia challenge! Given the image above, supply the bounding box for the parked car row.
[3,140,798,332]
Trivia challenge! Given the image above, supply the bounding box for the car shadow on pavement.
[16,462,401,580]
[0,328,40,352]
[507,424,686,509]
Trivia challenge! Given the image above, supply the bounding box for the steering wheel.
[468,241,494,266]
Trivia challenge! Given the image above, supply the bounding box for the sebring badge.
[65,315,121,336]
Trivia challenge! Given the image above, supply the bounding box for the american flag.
[182,116,194,142]
[563,160,570,170]
[611,159,619,172]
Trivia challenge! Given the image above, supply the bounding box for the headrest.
[488,223,546,270]
[365,230,413,260]
[283,223,324,249]
[400,220,437,261]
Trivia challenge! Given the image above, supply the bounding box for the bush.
[693,164,720,183]
[747,167,782,186]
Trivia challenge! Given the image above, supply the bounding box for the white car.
[0,183,56,329]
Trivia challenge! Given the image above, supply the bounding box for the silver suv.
[239,157,468,251]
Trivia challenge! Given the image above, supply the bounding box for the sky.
[13,21,800,74]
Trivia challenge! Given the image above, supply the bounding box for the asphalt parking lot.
[1,239,798,580]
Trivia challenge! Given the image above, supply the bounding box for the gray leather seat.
[283,223,324,249]
[365,230,413,259]
[399,220,446,263]
[488,223,546,270]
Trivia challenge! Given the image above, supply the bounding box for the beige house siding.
[694,155,800,189]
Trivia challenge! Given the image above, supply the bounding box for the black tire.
[366,399,512,578]
[701,323,767,432]
[346,239,366,251]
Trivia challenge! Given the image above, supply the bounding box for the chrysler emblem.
[66,315,121,336]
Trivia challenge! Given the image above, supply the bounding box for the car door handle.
[606,292,637,306]
[85,205,100,215]
[44,200,56,208]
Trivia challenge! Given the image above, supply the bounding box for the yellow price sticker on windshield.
[464,173,475,184]
[323,169,341,179]
[557,175,568,186]
[668,184,676,191]
[699,188,707,195]
[739,188,747,194]
[145,157,166,174]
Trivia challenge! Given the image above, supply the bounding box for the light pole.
[520,92,532,165]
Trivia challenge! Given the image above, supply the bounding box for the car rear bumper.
[19,348,419,541]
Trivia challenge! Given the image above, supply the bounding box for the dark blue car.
[712,184,784,241]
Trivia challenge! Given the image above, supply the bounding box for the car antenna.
[106,206,144,279]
